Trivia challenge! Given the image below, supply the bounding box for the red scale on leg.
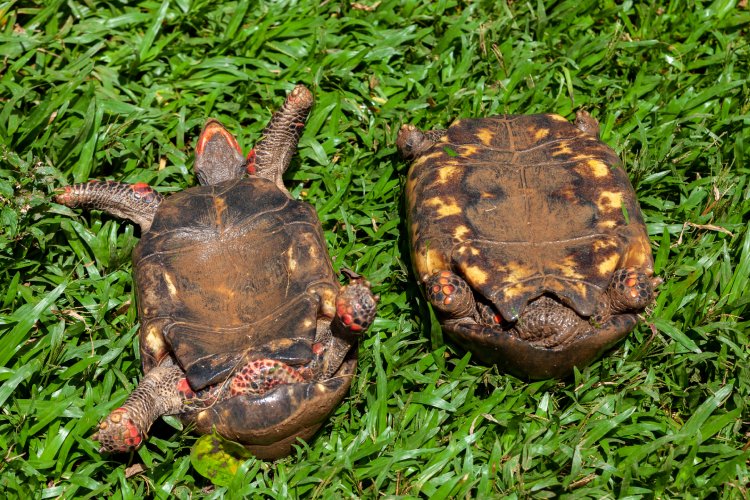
[130,182,158,203]
[175,377,196,399]
[246,149,257,174]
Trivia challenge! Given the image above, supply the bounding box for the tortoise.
[398,111,660,379]
[55,85,377,459]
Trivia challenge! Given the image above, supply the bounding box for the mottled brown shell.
[135,177,339,391]
[407,114,653,322]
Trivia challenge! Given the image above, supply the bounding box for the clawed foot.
[92,407,144,453]
[335,275,378,334]
[424,270,476,319]
[609,267,661,313]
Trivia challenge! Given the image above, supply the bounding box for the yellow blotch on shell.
[461,264,489,286]
[213,196,228,228]
[597,190,624,212]
[501,281,536,299]
[554,256,586,279]
[597,253,620,276]
[287,246,297,272]
[411,151,443,168]
[144,324,166,352]
[587,159,610,178]
[453,225,470,240]
[598,219,619,229]
[164,273,178,297]
[549,114,569,122]
[552,142,573,156]
[437,165,459,184]
[416,247,449,278]
[592,238,618,252]
[534,128,550,141]
[425,196,462,218]
[621,241,650,268]
[476,128,495,146]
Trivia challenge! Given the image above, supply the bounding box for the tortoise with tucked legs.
[56,85,377,459]
[398,111,659,379]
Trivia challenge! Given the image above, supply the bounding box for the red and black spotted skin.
[404,113,655,377]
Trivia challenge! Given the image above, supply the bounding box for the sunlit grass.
[1,0,748,497]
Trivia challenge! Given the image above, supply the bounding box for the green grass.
[1,0,749,497]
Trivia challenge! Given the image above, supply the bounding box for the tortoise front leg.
[55,180,163,232]
[313,276,377,379]
[251,85,314,190]
[592,267,661,324]
[423,269,476,319]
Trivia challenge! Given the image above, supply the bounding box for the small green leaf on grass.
[190,431,253,486]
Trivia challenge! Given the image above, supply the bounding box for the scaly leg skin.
[592,267,661,325]
[55,180,163,233]
[93,359,313,453]
[424,270,476,319]
[92,364,189,453]
[250,85,314,190]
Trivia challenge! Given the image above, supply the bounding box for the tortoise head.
[194,119,247,186]
[397,124,434,160]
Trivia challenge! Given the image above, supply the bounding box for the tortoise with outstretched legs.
[398,111,659,379]
[56,85,377,458]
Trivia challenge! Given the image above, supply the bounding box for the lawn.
[1,0,749,497]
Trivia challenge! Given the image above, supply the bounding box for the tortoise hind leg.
[314,276,377,379]
[445,313,637,379]
[92,364,190,452]
[251,85,314,191]
[55,180,163,232]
